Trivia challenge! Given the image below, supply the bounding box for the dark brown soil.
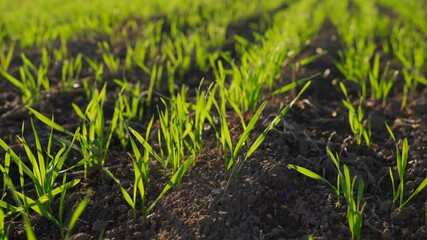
[1,12,427,240]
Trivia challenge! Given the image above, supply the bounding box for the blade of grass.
[288,164,339,195]
[64,190,91,240]
[26,108,70,134]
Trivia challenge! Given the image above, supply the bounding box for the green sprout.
[217,81,311,176]
[386,123,427,209]
[289,148,366,240]
[71,84,118,178]
[340,83,372,148]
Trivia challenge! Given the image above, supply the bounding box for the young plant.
[227,54,266,112]
[341,166,366,240]
[209,59,229,114]
[61,53,83,90]
[217,81,311,175]
[289,148,366,240]
[0,43,14,72]
[114,78,145,121]
[213,98,266,174]
[112,94,130,150]
[28,84,117,179]
[0,154,80,233]
[368,53,397,105]
[161,32,192,78]
[335,38,375,98]
[53,38,68,62]
[22,53,50,91]
[401,69,413,110]
[193,34,214,73]
[147,63,163,107]
[128,127,196,221]
[0,54,49,106]
[166,60,177,96]
[104,118,154,220]
[124,41,148,70]
[157,87,195,172]
[62,188,91,240]
[391,26,427,89]
[0,150,11,200]
[0,115,91,239]
[113,79,147,149]
[51,175,91,240]
[386,124,427,209]
[2,177,36,240]
[340,83,372,148]
[99,41,120,74]
[84,56,104,86]
[72,84,118,177]
[288,148,342,206]
[191,82,216,154]
[0,118,80,202]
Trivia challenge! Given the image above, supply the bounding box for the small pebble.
[213,188,222,195]
[147,213,157,220]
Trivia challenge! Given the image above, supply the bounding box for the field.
[0,0,426,239]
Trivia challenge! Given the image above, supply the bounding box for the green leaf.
[341,166,352,204]
[403,177,427,208]
[13,179,81,217]
[272,74,317,96]
[65,190,91,239]
[21,54,37,72]
[103,167,134,209]
[0,69,23,89]
[389,167,397,206]
[147,156,194,213]
[129,127,165,167]
[246,81,311,161]
[23,213,36,240]
[298,52,327,66]
[288,164,338,194]
[0,139,39,189]
[27,108,70,134]
[120,187,134,209]
[385,123,396,142]
[402,138,409,166]
[0,208,6,239]
[14,191,53,218]
[30,119,46,191]
[0,199,21,213]
[233,101,267,159]
[72,103,86,121]
[326,148,341,172]
[339,82,349,99]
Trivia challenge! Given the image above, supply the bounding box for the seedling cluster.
[0,0,426,239]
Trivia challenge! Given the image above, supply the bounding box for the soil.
[1,10,427,240]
